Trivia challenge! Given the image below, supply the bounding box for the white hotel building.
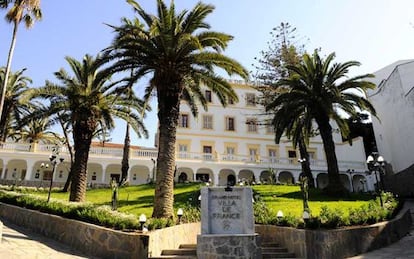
[0,81,375,192]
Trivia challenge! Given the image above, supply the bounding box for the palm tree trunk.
[59,116,75,192]
[120,122,130,184]
[69,120,93,202]
[298,138,315,188]
[316,114,347,195]
[152,87,180,218]
[0,22,18,141]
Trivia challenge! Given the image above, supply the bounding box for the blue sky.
[1,0,414,147]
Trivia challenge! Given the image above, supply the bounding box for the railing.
[0,142,367,170]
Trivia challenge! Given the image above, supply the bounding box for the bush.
[0,190,141,231]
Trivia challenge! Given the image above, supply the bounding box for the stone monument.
[197,186,262,258]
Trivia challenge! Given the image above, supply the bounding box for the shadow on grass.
[277,189,374,201]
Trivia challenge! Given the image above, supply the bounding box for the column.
[25,160,36,181]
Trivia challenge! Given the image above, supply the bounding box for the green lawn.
[31,183,376,218]
[252,185,373,217]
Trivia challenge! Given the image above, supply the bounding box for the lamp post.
[366,153,385,207]
[139,214,147,231]
[45,154,64,203]
[177,208,184,224]
[151,158,156,182]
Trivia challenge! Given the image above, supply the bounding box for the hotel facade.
[0,81,376,192]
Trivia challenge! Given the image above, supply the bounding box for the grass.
[28,183,376,218]
[32,183,201,217]
[252,185,373,217]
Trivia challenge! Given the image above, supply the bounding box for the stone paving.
[0,220,90,259]
[2,201,414,258]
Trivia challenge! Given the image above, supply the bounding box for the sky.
[1,0,414,147]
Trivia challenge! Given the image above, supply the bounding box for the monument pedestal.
[197,187,262,259]
[197,234,262,259]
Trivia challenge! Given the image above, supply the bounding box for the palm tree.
[106,0,248,218]
[0,67,32,142]
[26,54,148,202]
[12,108,61,145]
[268,50,376,195]
[0,0,42,140]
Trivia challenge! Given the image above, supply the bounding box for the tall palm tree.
[106,0,248,218]
[25,54,148,202]
[0,0,42,140]
[0,67,32,141]
[268,50,376,195]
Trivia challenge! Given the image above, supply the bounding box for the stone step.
[179,244,197,249]
[262,252,296,258]
[262,247,289,253]
[262,242,281,247]
[149,256,196,259]
[161,249,197,256]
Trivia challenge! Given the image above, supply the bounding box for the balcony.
[0,143,367,171]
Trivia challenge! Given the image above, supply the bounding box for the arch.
[196,168,214,185]
[105,164,122,184]
[316,173,328,189]
[278,171,294,184]
[218,169,236,186]
[352,174,367,192]
[4,159,27,180]
[239,169,255,185]
[87,163,104,184]
[129,165,150,185]
[260,170,273,184]
[175,167,194,183]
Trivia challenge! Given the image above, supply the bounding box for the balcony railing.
[0,143,367,170]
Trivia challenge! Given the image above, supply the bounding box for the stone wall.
[256,206,412,259]
[148,222,200,257]
[197,234,262,259]
[385,163,414,197]
[0,203,149,259]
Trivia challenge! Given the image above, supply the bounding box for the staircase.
[149,242,298,259]
[261,242,297,258]
[149,244,197,259]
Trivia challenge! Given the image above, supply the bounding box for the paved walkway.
[348,199,414,259]
[0,220,89,259]
[2,201,414,258]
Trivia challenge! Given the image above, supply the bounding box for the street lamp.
[177,208,184,224]
[139,214,147,231]
[42,153,64,202]
[366,153,385,207]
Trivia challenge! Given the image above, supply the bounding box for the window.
[203,146,213,160]
[202,115,213,129]
[246,93,256,106]
[266,124,275,134]
[179,114,189,128]
[205,90,212,102]
[288,150,297,158]
[288,150,297,164]
[225,146,235,160]
[247,118,258,132]
[226,117,235,131]
[249,148,258,162]
[178,144,188,158]
[268,149,277,163]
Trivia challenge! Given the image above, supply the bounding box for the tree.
[0,0,42,140]
[106,0,248,218]
[25,54,148,202]
[0,67,32,141]
[267,50,376,195]
[255,23,315,187]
